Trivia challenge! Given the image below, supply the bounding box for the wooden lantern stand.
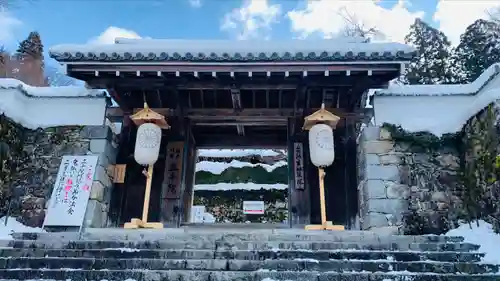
[303,104,345,231]
[124,102,171,229]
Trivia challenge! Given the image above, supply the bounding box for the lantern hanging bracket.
[302,103,341,131]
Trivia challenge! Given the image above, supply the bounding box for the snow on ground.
[194,183,288,191]
[0,216,44,240]
[196,160,287,174]
[445,220,500,265]
[0,78,104,97]
[198,149,282,157]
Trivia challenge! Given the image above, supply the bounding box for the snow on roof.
[0,80,107,129]
[194,183,287,191]
[196,160,287,174]
[198,149,281,158]
[0,78,106,98]
[49,38,415,63]
[375,63,500,96]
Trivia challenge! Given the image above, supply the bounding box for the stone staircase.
[1,229,499,281]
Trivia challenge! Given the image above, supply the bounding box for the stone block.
[80,125,113,140]
[367,198,408,214]
[362,212,389,229]
[84,200,107,228]
[364,154,380,165]
[363,140,394,154]
[365,165,400,181]
[90,181,105,202]
[386,182,410,199]
[364,180,387,199]
[90,141,118,165]
[379,153,401,165]
[361,126,380,141]
[93,165,112,188]
[379,128,392,140]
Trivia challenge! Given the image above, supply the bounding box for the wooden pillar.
[180,122,197,225]
[288,118,311,227]
[160,118,188,227]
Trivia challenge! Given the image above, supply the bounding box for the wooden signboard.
[43,155,99,228]
[163,141,184,199]
[293,142,305,190]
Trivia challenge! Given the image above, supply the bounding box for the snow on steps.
[0,230,499,281]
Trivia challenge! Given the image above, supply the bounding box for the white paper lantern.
[308,123,335,167]
[134,123,162,165]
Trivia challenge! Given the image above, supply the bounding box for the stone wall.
[2,116,118,228]
[358,126,461,234]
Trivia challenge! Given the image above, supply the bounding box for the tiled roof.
[49,38,416,63]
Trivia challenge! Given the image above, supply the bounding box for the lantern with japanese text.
[302,103,343,231]
[134,123,162,165]
[308,123,335,167]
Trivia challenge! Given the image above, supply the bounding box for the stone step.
[0,248,484,263]
[5,240,481,252]
[0,269,499,281]
[11,230,464,243]
[3,257,499,275]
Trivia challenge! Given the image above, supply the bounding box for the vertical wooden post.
[318,168,327,226]
[141,165,154,223]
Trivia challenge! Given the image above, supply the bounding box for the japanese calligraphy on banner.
[43,155,99,227]
[163,141,184,199]
[294,143,305,190]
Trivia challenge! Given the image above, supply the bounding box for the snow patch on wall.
[196,160,287,174]
[372,64,500,136]
[0,80,107,129]
[194,183,288,191]
[198,149,281,157]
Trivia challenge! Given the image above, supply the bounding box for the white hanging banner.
[293,142,305,190]
[43,155,99,227]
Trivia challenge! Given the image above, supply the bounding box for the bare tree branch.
[337,7,385,41]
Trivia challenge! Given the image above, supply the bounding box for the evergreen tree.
[454,19,500,83]
[402,18,455,85]
[16,31,44,60]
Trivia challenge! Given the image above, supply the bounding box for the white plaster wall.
[0,88,107,129]
[373,65,500,136]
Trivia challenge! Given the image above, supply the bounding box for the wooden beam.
[195,134,287,148]
[71,63,400,75]
[194,121,287,126]
[106,107,368,122]
[84,74,396,90]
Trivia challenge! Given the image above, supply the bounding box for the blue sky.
[2,0,498,58]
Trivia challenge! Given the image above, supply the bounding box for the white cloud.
[189,0,202,8]
[88,26,142,45]
[287,0,424,43]
[221,0,281,40]
[433,1,500,45]
[0,8,22,43]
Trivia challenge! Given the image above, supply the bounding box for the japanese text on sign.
[43,155,99,228]
[163,142,184,199]
[294,143,305,190]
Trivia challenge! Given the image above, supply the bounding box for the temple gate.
[49,39,414,229]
